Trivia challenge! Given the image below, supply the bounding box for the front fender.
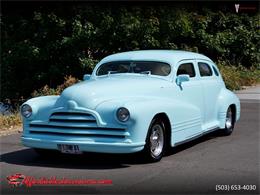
[22,96,59,122]
[126,98,202,146]
[95,97,202,146]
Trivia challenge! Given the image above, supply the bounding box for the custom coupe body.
[21,50,240,161]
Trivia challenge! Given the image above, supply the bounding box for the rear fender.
[217,88,240,128]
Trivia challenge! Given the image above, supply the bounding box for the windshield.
[96,61,171,76]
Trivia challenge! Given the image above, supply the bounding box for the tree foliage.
[1,3,259,100]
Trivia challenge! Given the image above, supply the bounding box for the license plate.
[57,144,82,154]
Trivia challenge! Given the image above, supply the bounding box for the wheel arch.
[151,112,172,150]
[217,88,240,128]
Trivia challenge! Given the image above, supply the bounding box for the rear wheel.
[222,106,235,135]
[143,119,166,162]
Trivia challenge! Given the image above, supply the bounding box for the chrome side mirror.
[83,74,91,81]
[176,74,190,86]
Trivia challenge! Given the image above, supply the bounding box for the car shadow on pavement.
[1,130,224,169]
[165,130,225,156]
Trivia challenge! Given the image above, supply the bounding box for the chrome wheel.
[149,124,164,158]
[143,119,166,162]
[222,106,235,136]
[225,107,233,130]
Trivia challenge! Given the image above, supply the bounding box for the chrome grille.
[49,112,96,123]
[29,111,128,139]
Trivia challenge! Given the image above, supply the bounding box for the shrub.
[31,75,79,97]
[218,61,260,90]
[1,3,259,101]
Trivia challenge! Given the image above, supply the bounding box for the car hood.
[54,75,172,110]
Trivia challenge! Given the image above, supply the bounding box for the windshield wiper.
[108,71,119,75]
[139,71,151,75]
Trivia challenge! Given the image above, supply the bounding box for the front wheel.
[143,119,166,162]
[222,106,235,136]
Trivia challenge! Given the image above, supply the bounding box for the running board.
[174,127,219,147]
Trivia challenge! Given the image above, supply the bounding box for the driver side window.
[177,63,196,77]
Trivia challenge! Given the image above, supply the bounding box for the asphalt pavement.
[235,85,260,101]
[0,86,259,195]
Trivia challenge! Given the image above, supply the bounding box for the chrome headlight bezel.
[116,107,130,122]
[21,104,32,118]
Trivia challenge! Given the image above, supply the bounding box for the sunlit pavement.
[235,85,260,101]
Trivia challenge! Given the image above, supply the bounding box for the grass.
[0,111,22,135]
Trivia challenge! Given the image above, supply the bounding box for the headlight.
[21,104,32,118]
[116,107,130,122]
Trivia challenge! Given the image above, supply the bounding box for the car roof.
[99,50,213,66]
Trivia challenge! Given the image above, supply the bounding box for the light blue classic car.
[21,50,240,162]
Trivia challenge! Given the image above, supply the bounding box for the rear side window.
[212,66,219,76]
[177,63,196,77]
[198,62,213,77]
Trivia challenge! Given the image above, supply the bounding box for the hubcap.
[149,124,164,157]
[225,108,233,129]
